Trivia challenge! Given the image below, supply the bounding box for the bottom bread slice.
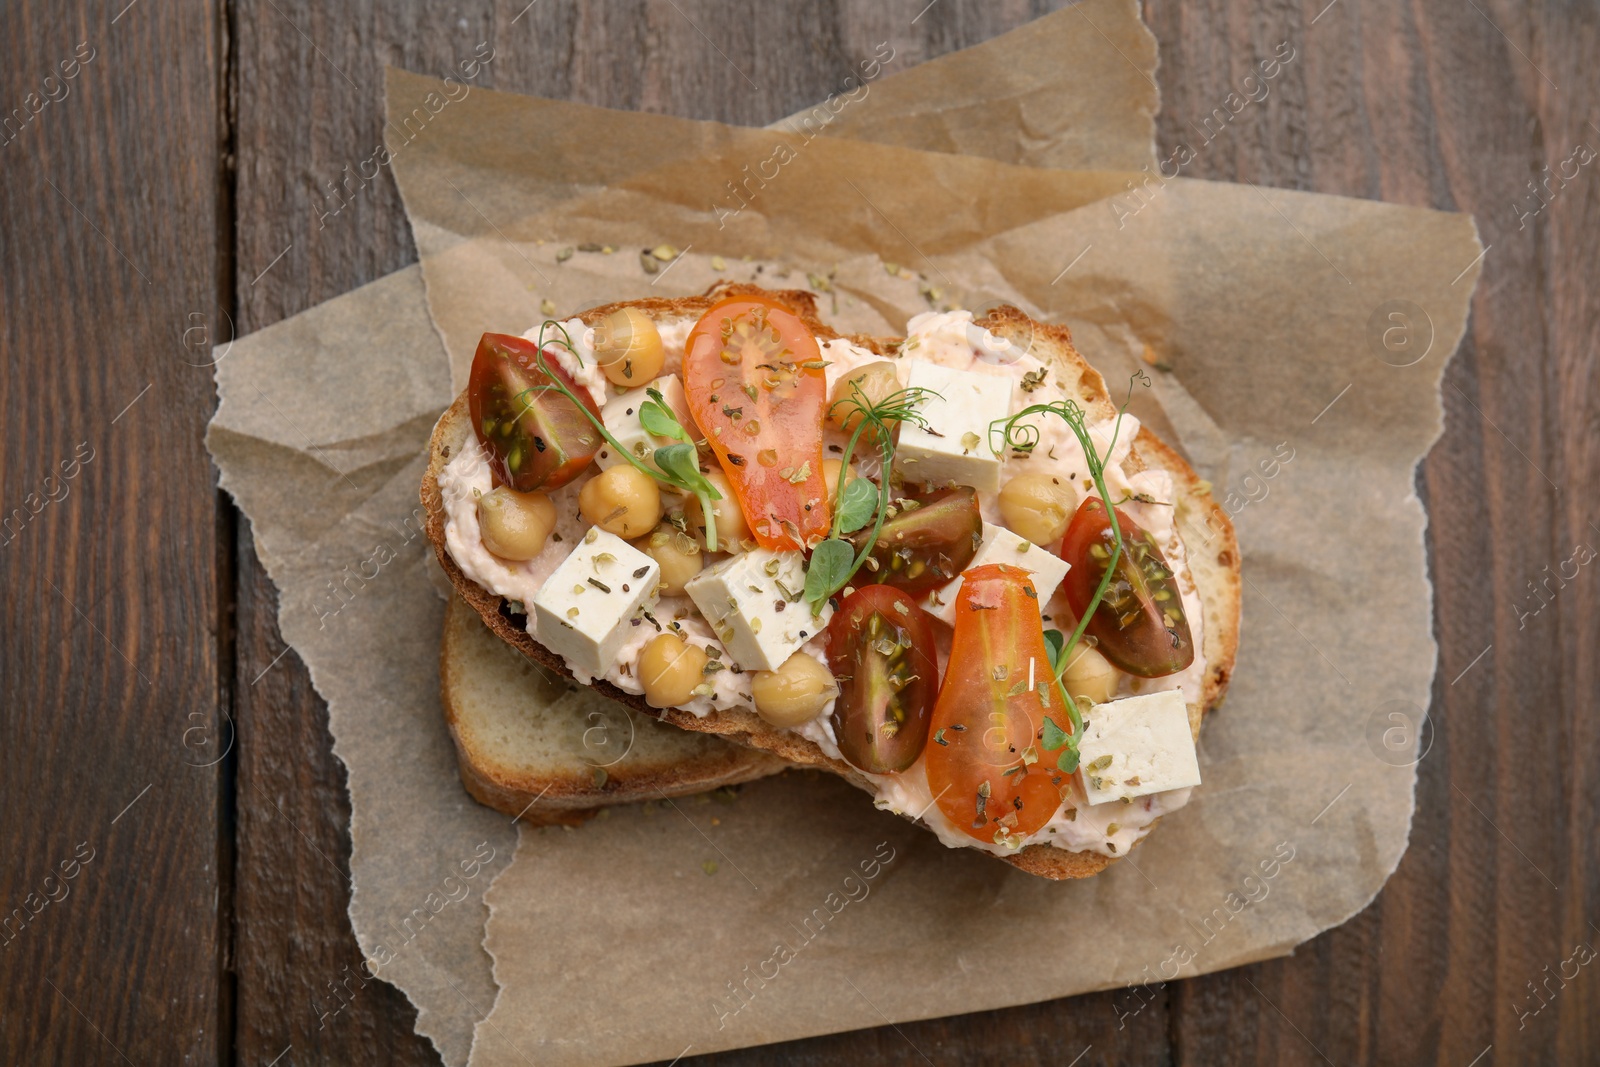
[441,594,786,825]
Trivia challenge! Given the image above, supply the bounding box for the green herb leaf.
[1042,629,1067,673]
[834,477,878,534]
[807,381,943,604]
[637,401,682,441]
[804,539,855,609]
[654,444,716,498]
[639,387,689,443]
[1040,715,1069,752]
[653,444,724,551]
[1057,747,1081,774]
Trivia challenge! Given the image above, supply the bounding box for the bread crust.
[421,283,1240,878]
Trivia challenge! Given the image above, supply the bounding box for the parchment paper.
[206,267,514,1064]
[205,6,1165,1062]
[382,64,1480,1067]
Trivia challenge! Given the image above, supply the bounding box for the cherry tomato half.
[683,296,830,551]
[467,332,603,492]
[825,586,939,774]
[924,564,1065,843]
[847,486,982,596]
[1059,497,1194,678]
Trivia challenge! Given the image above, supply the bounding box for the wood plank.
[1143,0,1600,1063]
[0,0,227,1062]
[229,0,496,1061]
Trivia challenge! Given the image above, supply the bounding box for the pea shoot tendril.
[988,372,1150,773]
[801,379,939,612]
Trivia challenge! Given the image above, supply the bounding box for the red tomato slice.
[1059,498,1194,678]
[924,564,1066,843]
[825,586,939,774]
[683,296,830,551]
[467,332,602,491]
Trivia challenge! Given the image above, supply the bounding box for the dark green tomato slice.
[1059,497,1194,678]
[825,585,939,774]
[467,332,603,491]
[847,486,982,596]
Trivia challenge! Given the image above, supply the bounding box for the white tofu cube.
[596,375,693,475]
[532,528,660,679]
[922,522,1070,626]
[1077,690,1201,804]
[896,363,1013,493]
[683,548,831,672]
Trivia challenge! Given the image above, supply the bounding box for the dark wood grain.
[0,0,229,1063]
[1143,2,1600,1067]
[229,2,500,1063]
[7,0,1594,1062]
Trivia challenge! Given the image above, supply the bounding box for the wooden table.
[4,1,1595,1063]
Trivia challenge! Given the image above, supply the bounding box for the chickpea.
[639,633,708,709]
[593,307,665,388]
[999,471,1077,546]
[683,469,750,548]
[821,459,860,509]
[1062,644,1119,706]
[641,523,704,595]
[828,361,902,435]
[579,465,662,539]
[476,487,557,560]
[751,653,839,728]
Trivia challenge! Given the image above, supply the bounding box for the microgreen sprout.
[801,379,939,610]
[991,372,1150,772]
[515,319,726,551]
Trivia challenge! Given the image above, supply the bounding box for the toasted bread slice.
[441,594,785,825]
[423,283,1241,876]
